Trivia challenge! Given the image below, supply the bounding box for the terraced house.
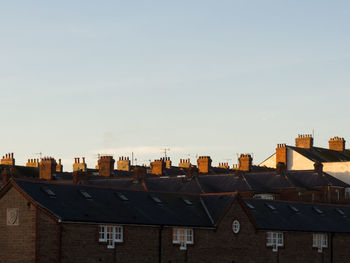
[1,179,350,263]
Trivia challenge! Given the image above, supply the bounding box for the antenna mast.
[162,148,170,158]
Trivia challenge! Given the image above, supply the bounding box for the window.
[313,233,328,252]
[41,187,56,198]
[99,225,123,248]
[313,206,323,215]
[79,190,92,199]
[345,188,350,199]
[253,194,274,200]
[232,220,240,234]
[173,228,194,250]
[266,232,284,252]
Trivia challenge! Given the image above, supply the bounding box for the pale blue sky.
[1,1,350,170]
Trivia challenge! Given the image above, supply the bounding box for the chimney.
[73,157,87,172]
[218,162,230,169]
[1,167,16,185]
[39,157,57,180]
[56,159,63,172]
[314,161,323,175]
[197,156,212,174]
[133,166,147,183]
[73,170,88,184]
[179,158,191,169]
[117,156,131,171]
[185,166,198,179]
[164,157,172,169]
[98,156,115,177]
[150,159,165,176]
[26,158,40,168]
[276,144,287,167]
[1,153,15,166]
[238,154,252,172]
[329,137,346,151]
[295,134,313,149]
[276,162,286,175]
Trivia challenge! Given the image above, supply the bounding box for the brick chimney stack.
[73,170,88,184]
[238,154,252,172]
[162,157,172,169]
[295,134,313,149]
[179,158,191,169]
[197,156,212,174]
[98,156,115,177]
[1,153,15,166]
[150,159,165,176]
[133,166,147,183]
[329,137,346,151]
[218,162,230,169]
[117,156,131,171]
[39,158,57,180]
[276,144,287,167]
[26,159,40,168]
[73,157,87,172]
[56,159,63,172]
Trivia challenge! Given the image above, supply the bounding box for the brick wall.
[37,209,60,263]
[0,187,36,263]
[61,224,160,263]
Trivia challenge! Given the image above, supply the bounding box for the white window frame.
[266,232,284,252]
[345,188,350,199]
[99,225,123,249]
[253,194,274,200]
[173,228,194,250]
[313,233,328,253]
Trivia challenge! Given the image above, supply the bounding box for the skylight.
[150,195,162,204]
[183,198,193,206]
[336,208,345,216]
[115,192,129,201]
[288,205,299,213]
[41,187,56,198]
[265,203,277,211]
[246,202,255,209]
[79,190,92,199]
[313,206,323,215]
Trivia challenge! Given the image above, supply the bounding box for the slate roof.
[289,146,350,163]
[245,199,350,233]
[72,170,349,194]
[11,179,231,227]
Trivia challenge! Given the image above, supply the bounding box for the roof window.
[265,203,277,211]
[245,202,255,209]
[79,190,92,199]
[115,192,129,201]
[313,206,323,215]
[182,198,193,206]
[335,208,345,216]
[41,186,56,198]
[288,205,299,213]
[150,195,162,204]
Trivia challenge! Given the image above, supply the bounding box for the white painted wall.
[287,149,314,170]
[323,162,350,185]
[259,153,276,168]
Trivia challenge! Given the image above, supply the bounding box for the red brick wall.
[0,187,36,263]
[37,209,60,263]
[60,224,160,263]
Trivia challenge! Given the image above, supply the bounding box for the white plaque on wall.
[7,208,19,226]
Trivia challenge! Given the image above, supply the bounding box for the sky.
[1,1,350,171]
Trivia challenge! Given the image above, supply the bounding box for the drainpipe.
[158,226,163,263]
